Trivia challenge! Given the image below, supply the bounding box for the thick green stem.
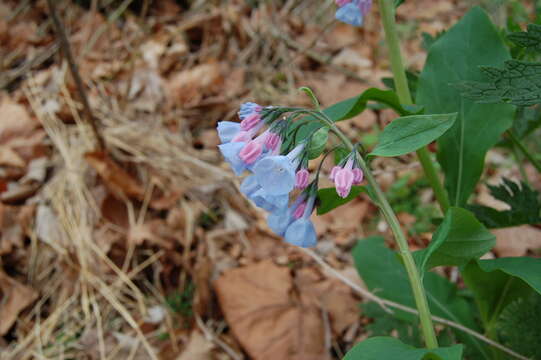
[324,116,438,349]
[378,0,449,213]
[507,130,541,174]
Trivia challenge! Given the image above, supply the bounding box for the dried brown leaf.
[84,151,145,200]
[214,260,328,360]
[166,62,225,106]
[493,225,541,257]
[0,97,36,143]
[0,271,38,335]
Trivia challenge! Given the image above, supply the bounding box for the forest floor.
[1,0,540,359]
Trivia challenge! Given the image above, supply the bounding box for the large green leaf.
[370,113,457,157]
[468,178,541,228]
[416,7,515,206]
[415,207,495,272]
[343,337,463,360]
[462,261,534,327]
[353,237,489,358]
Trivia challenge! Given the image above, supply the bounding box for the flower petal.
[253,155,296,195]
[285,219,317,248]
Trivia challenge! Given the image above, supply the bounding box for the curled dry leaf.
[84,151,145,200]
[214,260,329,360]
[493,225,541,257]
[0,271,38,335]
[166,61,225,106]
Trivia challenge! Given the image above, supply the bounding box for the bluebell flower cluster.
[217,103,318,248]
[335,0,373,27]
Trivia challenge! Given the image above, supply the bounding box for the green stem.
[378,0,449,213]
[316,111,438,349]
[507,130,541,174]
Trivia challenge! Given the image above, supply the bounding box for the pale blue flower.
[267,194,306,236]
[253,155,296,195]
[250,189,289,213]
[240,175,260,197]
[335,3,363,27]
[217,121,241,143]
[241,175,289,213]
[218,142,247,175]
[252,144,305,195]
[284,194,317,248]
[284,219,317,247]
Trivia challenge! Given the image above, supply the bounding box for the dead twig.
[46,0,105,151]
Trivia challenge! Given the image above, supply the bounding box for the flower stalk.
[378,0,450,213]
[319,111,439,349]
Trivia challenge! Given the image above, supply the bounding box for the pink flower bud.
[265,133,281,151]
[352,168,364,184]
[293,201,307,219]
[239,141,263,164]
[335,0,351,5]
[295,169,310,190]
[329,166,341,181]
[240,113,261,131]
[334,168,354,198]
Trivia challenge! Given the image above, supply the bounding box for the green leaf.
[415,207,495,272]
[512,105,541,139]
[298,86,321,109]
[508,23,541,52]
[416,7,515,206]
[333,145,350,164]
[462,261,534,326]
[462,256,541,337]
[497,295,541,359]
[421,31,447,51]
[306,127,329,159]
[458,60,541,107]
[369,113,457,157]
[381,70,419,99]
[476,257,541,294]
[343,337,463,360]
[394,0,405,8]
[361,302,423,347]
[468,178,541,228]
[325,88,422,121]
[291,88,423,144]
[316,186,366,215]
[353,237,489,358]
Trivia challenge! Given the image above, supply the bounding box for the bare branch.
[46,0,105,151]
